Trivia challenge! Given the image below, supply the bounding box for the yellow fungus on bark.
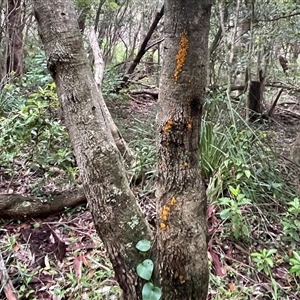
[187,123,192,130]
[163,119,174,133]
[183,161,189,167]
[160,197,177,230]
[161,205,170,221]
[174,29,189,82]
[160,222,167,230]
[170,197,176,205]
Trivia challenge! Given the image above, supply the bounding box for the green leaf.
[136,240,151,252]
[290,258,299,265]
[219,197,231,205]
[109,1,120,9]
[265,257,274,268]
[229,185,240,197]
[242,224,249,237]
[220,208,231,219]
[267,249,277,256]
[251,253,261,258]
[290,265,300,275]
[236,193,245,201]
[142,282,162,300]
[292,251,300,262]
[236,172,243,180]
[244,170,251,178]
[137,259,154,280]
[257,265,264,272]
[270,182,282,189]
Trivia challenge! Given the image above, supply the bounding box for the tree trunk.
[86,26,135,169]
[248,70,264,121]
[5,0,24,78]
[33,1,152,299]
[155,0,212,299]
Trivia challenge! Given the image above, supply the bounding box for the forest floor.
[1,92,300,300]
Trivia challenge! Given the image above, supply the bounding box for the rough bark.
[5,0,24,78]
[33,1,152,299]
[0,190,86,220]
[155,0,212,299]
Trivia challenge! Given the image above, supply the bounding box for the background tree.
[4,0,25,78]
[209,0,300,118]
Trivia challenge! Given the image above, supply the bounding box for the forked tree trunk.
[33,0,212,298]
[33,1,152,299]
[154,0,212,298]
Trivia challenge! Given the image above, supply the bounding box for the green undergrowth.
[0,82,77,195]
[203,91,300,299]
[0,51,52,116]
[128,118,156,195]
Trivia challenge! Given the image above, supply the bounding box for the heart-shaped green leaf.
[136,240,151,252]
[142,282,162,300]
[136,259,154,280]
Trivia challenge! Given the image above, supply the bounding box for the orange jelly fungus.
[174,30,188,82]
[163,119,174,133]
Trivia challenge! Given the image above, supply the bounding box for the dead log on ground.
[0,190,86,220]
[130,89,159,99]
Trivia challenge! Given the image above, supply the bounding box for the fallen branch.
[0,190,86,220]
[130,89,159,99]
[275,107,300,120]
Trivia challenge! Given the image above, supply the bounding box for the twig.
[0,252,18,300]
[258,11,300,22]
[145,38,164,52]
